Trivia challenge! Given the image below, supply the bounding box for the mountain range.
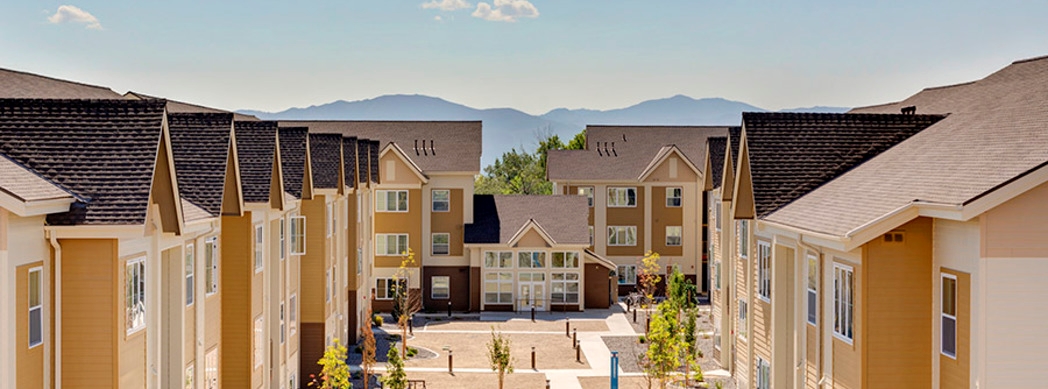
[238,95,849,169]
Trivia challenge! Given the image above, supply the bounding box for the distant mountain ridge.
[238,94,849,168]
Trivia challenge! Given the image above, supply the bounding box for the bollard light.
[565,318,570,336]
[448,348,454,374]
[572,328,577,346]
[447,301,452,318]
[531,305,536,322]
[531,346,536,369]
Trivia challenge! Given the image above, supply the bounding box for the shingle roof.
[168,112,234,217]
[369,140,380,184]
[278,127,309,199]
[234,121,279,204]
[0,154,73,203]
[743,112,944,219]
[125,91,260,122]
[0,99,166,225]
[0,68,121,99]
[706,137,726,189]
[465,195,590,245]
[342,137,357,188]
[847,81,976,115]
[279,121,481,173]
[309,133,341,189]
[357,140,368,184]
[547,125,728,181]
[767,55,1048,236]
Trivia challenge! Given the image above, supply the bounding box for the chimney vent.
[901,106,916,115]
[414,139,419,156]
[622,134,627,142]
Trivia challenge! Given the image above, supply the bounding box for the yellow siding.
[806,324,818,389]
[374,188,422,268]
[60,239,118,389]
[347,192,358,289]
[16,262,44,389]
[301,197,327,323]
[430,188,464,256]
[219,213,249,389]
[734,233,749,384]
[940,269,970,389]
[651,186,684,256]
[606,187,644,257]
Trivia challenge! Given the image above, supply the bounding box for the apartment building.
[547,125,727,297]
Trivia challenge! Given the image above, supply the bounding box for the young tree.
[360,306,377,389]
[486,328,514,389]
[666,267,689,310]
[308,339,352,389]
[381,347,408,389]
[645,303,683,388]
[637,251,662,308]
[391,249,422,357]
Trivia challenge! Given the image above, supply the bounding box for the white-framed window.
[279,218,286,260]
[484,272,513,304]
[714,261,721,290]
[253,315,264,369]
[357,248,363,275]
[588,226,594,246]
[807,253,818,325]
[757,241,771,302]
[666,226,682,246]
[185,244,195,306]
[607,226,637,246]
[834,263,854,342]
[552,251,580,268]
[432,190,450,212]
[483,251,513,268]
[714,196,721,231]
[942,272,958,358]
[279,301,285,344]
[577,186,594,207]
[290,214,306,255]
[326,203,333,237]
[288,373,296,389]
[205,348,218,389]
[254,225,264,274]
[431,276,450,299]
[518,251,546,268]
[377,190,409,212]
[376,234,409,256]
[289,294,297,337]
[185,364,194,389]
[608,187,637,207]
[551,273,580,304]
[376,278,406,300]
[666,187,682,207]
[205,238,218,296]
[738,220,750,258]
[126,256,146,334]
[738,299,748,340]
[617,265,637,285]
[756,357,771,389]
[432,233,450,256]
[28,266,43,348]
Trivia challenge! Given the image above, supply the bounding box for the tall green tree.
[644,303,684,388]
[475,130,586,195]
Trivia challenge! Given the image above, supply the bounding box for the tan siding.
[16,262,44,389]
[301,197,327,323]
[734,234,749,384]
[374,189,422,268]
[644,155,700,183]
[984,180,1048,257]
[832,259,861,389]
[380,152,424,186]
[651,186,684,256]
[430,188,464,256]
[606,187,644,256]
[515,229,551,248]
[118,330,146,389]
[940,269,970,389]
[60,239,117,389]
[220,214,250,388]
[806,324,818,389]
[753,240,772,367]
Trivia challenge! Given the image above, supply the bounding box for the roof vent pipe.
[429,140,435,155]
[597,142,603,156]
[611,142,617,157]
[414,139,420,156]
[603,142,610,156]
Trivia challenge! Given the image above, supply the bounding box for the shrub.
[638,335,647,344]
[372,314,383,327]
[406,347,419,357]
[352,345,362,354]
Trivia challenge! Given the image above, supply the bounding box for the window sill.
[832,333,854,346]
[941,351,957,360]
[758,296,771,304]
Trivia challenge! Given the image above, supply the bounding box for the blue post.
[610,351,619,389]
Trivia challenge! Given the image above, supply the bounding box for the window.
[484,251,513,268]
[666,187,682,207]
[279,218,286,260]
[432,233,450,256]
[325,269,331,302]
[289,294,297,337]
[552,252,580,268]
[757,241,771,302]
[205,238,218,296]
[288,373,296,389]
[714,196,721,231]
[205,348,218,389]
[377,190,408,212]
[588,226,594,246]
[357,248,363,275]
[28,267,42,348]
[551,273,580,304]
[607,226,637,246]
[254,315,264,369]
[185,364,194,389]
[666,226,682,246]
[834,263,854,342]
[756,357,771,389]
[279,301,285,344]
[290,214,306,255]
[376,234,409,256]
[942,273,957,358]
[431,276,450,299]
[738,299,748,340]
[608,187,637,207]
[185,244,195,306]
[254,225,264,273]
[376,278,406,300]
[432,190,450,212]
[738,220,749,258]
[617,265,637,285]
[126,257,146,333]
[577,186,594,207]
[807,253,818,325]
[484,272,513,304]
[714,261,721,290]
[518,251,546,268]
[326,203,333,237]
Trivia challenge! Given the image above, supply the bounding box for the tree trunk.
[401,319,408,357]
[498,372,504,389]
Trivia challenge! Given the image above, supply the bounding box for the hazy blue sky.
[2,1,1047,114]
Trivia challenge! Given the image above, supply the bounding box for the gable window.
[518,251,546,268]
[205,238,218,296]
[617,265,637,285]
[942,273,958,358]
[290,214,306,255]
[551,273,580,304]
[757,241,771,302]
[484,272,513,304]
[376,234,409,256]
[666,226,682,246]
[834,263,854,342]
[431,276,450,299]
[376,278,406,300]
[756,357,771,389]
[608,226,637,246]
[552,252,580,268]
[279,218,286,260]
[432,233,450,256]
[807,253,818,325]
[254,315,264,369]
[126,256,146,334]
[254,225,264,273]
[432,190,450,212]
[608,187,637,207]
[289,294,298,337]
[186,244,195,306]
[484,251,513,268]
[577,186,594,207]
[377,190,409,212]
[666,187,682,207]
[738,299,748,340]
[28,267,43,348]
[738,220,750,258]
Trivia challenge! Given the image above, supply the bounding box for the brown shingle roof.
[309,133,342,189]
[0,154,73,203]
[0,99,166,225]
[126,92,261,122]
[342,137,357,188]
[234,121,279,204]
[465,195,590,245]
[168,113,234,217]
[0,68,121,99]
[706,137,726,189]
[278,127,309,199]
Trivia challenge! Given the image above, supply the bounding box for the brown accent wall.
[220,214,251,389]
[940,269,970,389]
[430,188,464,256]
[301,196,327,323]
[422,266,471,311]
[16,262,44,389]
[584,264,611,309]
[863,217,933,388]
[651,186,684,257]
[470,267,481,311]
[983,180,1048,258]
[347,290,358,344]
[606,186,644,256]
[60,239,118,389]
[832,259,861,389]
[300,323,325,388]
[374,189,423,268]
[347,192,359,289]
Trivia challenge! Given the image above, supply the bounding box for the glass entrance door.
[519,273,547,311]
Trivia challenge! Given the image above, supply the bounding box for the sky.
[2,1,1048,115]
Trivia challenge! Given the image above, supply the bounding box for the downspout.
[47,230,61,389]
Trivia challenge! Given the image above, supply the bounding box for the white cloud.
[434,15,443,22]
[421,0,472,11]
[472,0,539,22]
[48,5,102,30]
